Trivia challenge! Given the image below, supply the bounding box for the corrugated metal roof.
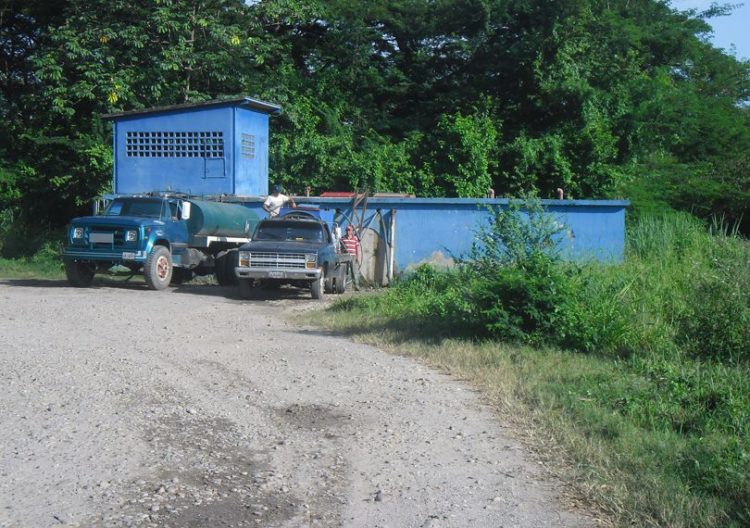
[102,96,282,120]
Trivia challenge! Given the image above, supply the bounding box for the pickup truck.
[62,194,258,290]
[234,212,351,299]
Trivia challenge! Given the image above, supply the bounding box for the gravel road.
[0,279,595,528]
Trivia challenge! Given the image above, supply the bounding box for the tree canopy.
[1,0,749,234]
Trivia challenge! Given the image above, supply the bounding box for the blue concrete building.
[104,97,281,196]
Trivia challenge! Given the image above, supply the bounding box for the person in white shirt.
[263,184,296,217]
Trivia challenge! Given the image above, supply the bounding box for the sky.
[672,1,750,60]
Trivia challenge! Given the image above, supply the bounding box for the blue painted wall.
[230,197,629,268]
[233,109,270,196]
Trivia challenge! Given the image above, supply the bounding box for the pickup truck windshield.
[254,222,325,242]
[104,199,166,218]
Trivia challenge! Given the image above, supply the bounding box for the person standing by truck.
[340,224,361,289]
[263,184,296,217]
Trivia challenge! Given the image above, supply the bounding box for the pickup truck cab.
[62,194,255,290]
[234,212,351,299]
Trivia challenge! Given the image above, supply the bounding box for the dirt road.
[0,280,594,528]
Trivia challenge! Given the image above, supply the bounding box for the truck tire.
[144,245,172,290]
[311,270,325,300]
[324,275,334,294]
[335,263,347,294]
[215,250,238,286]
[224,249,239,286]
[214,252,230,285]
[64,260,96,287]
[238,278,255,299]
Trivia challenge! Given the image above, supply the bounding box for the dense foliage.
[330,204,750,526]
[1,0,749,253]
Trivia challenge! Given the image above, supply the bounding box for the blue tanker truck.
[62,193,259,290]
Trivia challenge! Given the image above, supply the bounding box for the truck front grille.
[249,252,306,269]
[89,227,126,248]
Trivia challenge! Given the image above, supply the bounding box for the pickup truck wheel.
[144,246,172,290]
[224,249,239,286]
[310,271,325,300]
[64,260,96,287]
[324,276,334,294]
[238,278,256,299]
[335,263,347,294]
[215,251,238,286]
[214,252,228,285]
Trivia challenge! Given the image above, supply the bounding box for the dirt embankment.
[0,280,595,527]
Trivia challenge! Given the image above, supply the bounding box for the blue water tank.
[104,97,281,197]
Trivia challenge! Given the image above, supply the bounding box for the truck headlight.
[305,254,317,269]
[239,251,251,267]
[125,229,137,242]
[73,227,84,239]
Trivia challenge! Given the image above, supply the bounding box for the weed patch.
[309,207,750,528]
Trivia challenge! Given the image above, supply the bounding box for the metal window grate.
[241,133,256,159]
[126,131,224,158]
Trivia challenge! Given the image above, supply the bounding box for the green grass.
[0,243,65,279]
[305,212,750,528]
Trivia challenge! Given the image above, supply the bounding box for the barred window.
[241,133,256,159]
[125,131,224,158]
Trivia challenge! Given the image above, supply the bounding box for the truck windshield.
[104,199,164,218]
[254,222,325,243]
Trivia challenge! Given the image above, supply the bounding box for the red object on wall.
[320,191,356,198]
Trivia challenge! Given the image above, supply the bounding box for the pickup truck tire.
[64,260,96,287]
[144,246,172,290]
[311,271,325,300]
[238,278,256,299]
[215,250,239,286]
[324,276,334,294]
[224,249,239,286]
[335,263,347,294]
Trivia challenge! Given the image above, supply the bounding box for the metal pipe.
[388,209,396,284]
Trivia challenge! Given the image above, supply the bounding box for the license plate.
[90,232,113,243]
[122,252,136,260]
[268,271,285,279]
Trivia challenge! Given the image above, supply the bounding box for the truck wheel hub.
[156,256,169,279]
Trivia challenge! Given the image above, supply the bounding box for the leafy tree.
[2,0,750,243]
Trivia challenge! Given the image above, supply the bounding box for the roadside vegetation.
[308,202,750,528]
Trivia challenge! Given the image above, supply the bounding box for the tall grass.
[0,241,65,279]
[309,209,750,527]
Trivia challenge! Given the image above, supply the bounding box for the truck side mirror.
[181,201,191,220]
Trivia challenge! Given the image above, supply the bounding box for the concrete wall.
[235,197,628,284]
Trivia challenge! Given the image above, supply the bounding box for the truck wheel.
[335,263,347,294]
[215,251,238,286]
[311,271,325,300]
[224,249,239,286]
[64,260,96,287]
[214,252,229,285]
[238,278,256,299]
[144,245,172,290]
[324,275,334,294]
